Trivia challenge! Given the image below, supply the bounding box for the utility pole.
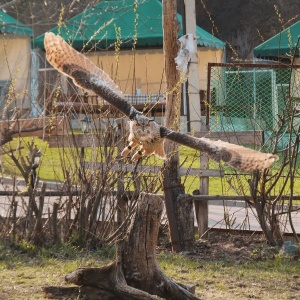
[184,0,201,133]
[184,0,209,237]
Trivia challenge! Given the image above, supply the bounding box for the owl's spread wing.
[44,32,140,119]
[205,139,278,171]
[44,33,279,172]
[160,128,278,171]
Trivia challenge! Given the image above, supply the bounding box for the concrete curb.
[1,176,65,191]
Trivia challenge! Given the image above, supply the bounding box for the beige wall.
[0,35,31,110]
[85,46,223,132]
[87,46,224,95]
[87,48,166,95]
[197,47,224,90]
[291,57,300,98]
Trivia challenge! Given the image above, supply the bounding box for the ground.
[191,232,278,261]
[0,233,300,299]
[158,231,300,300]
[159,229,280,260]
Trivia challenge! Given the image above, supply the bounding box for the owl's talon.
[132,151,143,161]
[121,148,131,157]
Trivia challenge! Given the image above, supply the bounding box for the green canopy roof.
[253,20,300,58]
[0,10,33,37]
[33,0,225,50]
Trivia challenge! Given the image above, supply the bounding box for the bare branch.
[0,0,24,10]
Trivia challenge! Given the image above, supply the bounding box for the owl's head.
[129,115,159,143]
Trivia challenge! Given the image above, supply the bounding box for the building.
[33,0,225,131]
[0,10,34,118]
[253,19,300,100]
[205,19,300,145]
[253,20,300,62]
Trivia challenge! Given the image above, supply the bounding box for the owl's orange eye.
[136,123,141,127]
[146,123,150,127]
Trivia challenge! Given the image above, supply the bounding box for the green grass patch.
[158,252,300,299]
[2,137,300,196]
[0,242,299,299]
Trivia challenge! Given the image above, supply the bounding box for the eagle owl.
[44,32,279,172]
[121,115,165,161]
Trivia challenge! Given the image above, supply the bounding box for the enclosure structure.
[32,0,225,130]
[253,19,300,119]
[206,63,300,148]
[253,19,300,60]
[0,10,33,117]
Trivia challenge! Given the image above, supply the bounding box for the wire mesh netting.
[207,63,300,136]
[206,62,300,181]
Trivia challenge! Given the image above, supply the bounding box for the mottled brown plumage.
[121,116,165,161]
[44,32,278,171]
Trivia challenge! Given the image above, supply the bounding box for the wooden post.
[195,153,209,238]
[32,181,46,244]
[175,194,195,248]
[52,201,60,244]
[162,0,185,253]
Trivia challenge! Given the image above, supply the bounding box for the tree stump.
[43,193,200,300]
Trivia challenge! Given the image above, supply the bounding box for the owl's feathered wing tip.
[226,152,279,172]
[44,32,124,98]
[215,139,279,171]
[161,131,278,172]
[44,32,67,70]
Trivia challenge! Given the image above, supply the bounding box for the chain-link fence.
[207,63,300,136]
[205,63,300,241]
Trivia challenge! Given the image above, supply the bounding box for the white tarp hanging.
[30,49,42,117]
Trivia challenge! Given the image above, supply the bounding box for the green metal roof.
[253,20,300,58]
[33,0,225,50]
[0,10,33,37]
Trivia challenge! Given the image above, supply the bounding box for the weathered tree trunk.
[162,0,195,253]
[43,193,200,300]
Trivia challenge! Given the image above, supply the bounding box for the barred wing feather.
[44,32,136,118]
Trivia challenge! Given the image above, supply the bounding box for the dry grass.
[160,253,300,300]
[0,237,300,300]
